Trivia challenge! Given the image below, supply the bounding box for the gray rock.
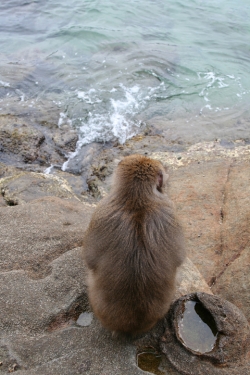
[5,325,143,375]
[0,115,45,163]
[76,312,93,327]
[0,110,78,170]
[0,248,88,334]
[0,196,94,277]
[0,171,82,205]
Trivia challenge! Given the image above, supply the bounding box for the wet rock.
[86,176,102,199]
[63,143,104,175]
[136,348,165,375]
[0,105,78,170]
[52,124,78,153]
[0,115,45,163]
[0,93,60,129]
[161,293,250,375]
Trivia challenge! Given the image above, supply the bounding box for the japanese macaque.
[82,154,185,335]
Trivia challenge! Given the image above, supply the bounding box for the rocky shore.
[0,110,250,374]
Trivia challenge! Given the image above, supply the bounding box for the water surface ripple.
[0,0,249,154]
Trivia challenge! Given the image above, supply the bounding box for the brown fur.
[82,154,186,335]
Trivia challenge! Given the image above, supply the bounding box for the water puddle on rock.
[137,347,165,375]
[178,300,218,353]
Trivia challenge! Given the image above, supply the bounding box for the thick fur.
[83,154,185,335]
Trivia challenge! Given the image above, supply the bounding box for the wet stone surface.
[137,348,164,375]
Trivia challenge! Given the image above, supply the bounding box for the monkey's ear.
[157,171,163,189]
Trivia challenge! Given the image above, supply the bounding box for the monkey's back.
[83,195,185,334]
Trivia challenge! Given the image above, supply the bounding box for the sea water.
[0,0,250,165]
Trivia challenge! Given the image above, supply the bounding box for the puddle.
[76,312,93,327]
[137,348,165,375]
[178,300,218,353]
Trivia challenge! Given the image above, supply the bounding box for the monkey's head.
[114,154,168,197]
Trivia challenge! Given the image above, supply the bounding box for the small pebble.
[76,312,93,327]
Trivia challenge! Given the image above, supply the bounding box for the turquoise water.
[0,0,250,152]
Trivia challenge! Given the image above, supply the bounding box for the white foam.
[201,72,229,88]
[62,82,167,171]
[198,71,233,109]
[77,89,102,104]
[58,112,67,127]
[44,165,54,174]
[74,84,144,145]
[58,112,72,127]
[205,104,212,110]
[200,103,213,114]
[0,80,10,87]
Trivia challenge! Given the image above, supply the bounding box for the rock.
[3,322,143,375]
[213,246,250,321]
[54,169,91,199]
[169,159,231,284]
[149,147,250,299]
[0,170,82,205]
[0,195,7,207]
[63,142,104,175]
[0,115,45,163]
[215,160,250,278]
[176,258,212,297]
[0,196,94,278]
[0,110,78,170]
[0,162,19,179]
[211,161,250,321]
[52,124,78,153]
[0,247,88,334]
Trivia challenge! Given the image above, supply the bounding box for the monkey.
[82,154,186,335]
